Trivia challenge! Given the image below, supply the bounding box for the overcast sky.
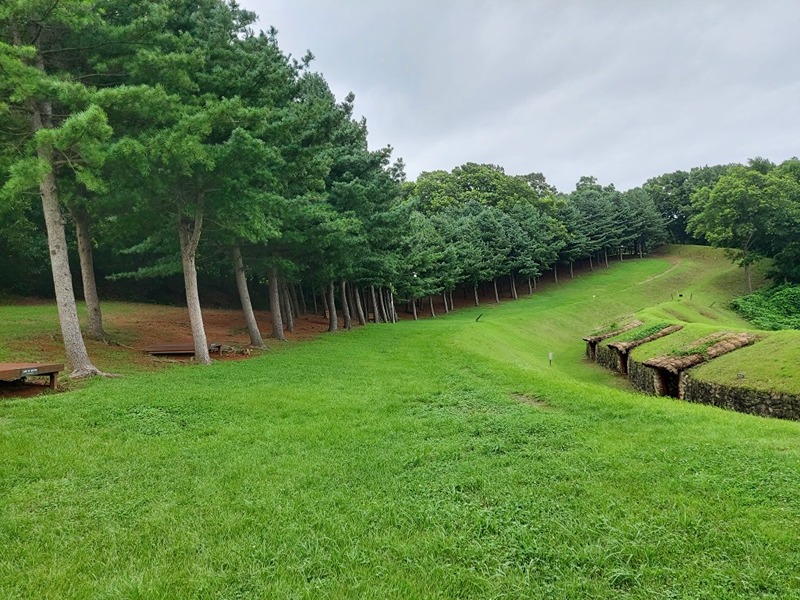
[239,1,800,192]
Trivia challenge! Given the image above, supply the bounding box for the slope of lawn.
[1,246,799,598]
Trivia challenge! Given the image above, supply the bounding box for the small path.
[636,257,681,286]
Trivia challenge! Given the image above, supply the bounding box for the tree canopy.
[689,158,800,290]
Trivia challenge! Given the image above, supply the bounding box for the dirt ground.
[114,305,332,350]
[0,379,54,399]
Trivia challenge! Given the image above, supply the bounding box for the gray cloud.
[242,0,800,191]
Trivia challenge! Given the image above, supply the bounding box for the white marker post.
[548,351,553,366]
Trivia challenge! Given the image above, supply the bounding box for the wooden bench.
[143,343,221,356]
[0,362,64,390]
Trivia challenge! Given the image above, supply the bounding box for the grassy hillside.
[1,246,799,598]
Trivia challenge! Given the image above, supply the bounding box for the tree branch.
[29,0,61,46]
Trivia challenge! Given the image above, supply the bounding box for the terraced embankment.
[585,253,800,420]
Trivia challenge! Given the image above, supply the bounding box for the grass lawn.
[1,247,799,598]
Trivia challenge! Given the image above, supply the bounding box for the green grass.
[2,246,800,598]
[609,322,673,344]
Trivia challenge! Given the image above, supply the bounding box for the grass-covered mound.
[2,246,799,598]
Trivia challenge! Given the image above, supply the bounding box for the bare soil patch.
[110,305,330,351]
[510,392,553,410]
[0,379,53,400]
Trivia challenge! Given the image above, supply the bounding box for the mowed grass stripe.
[1,247,799,598]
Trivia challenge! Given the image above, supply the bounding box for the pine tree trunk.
[411,297,418,320]
[340,280,352,330]
[370,286,382,323]
[449,289,454,312]
[604,249,609,269]
[177,206,211,366]
[589,254,594,271]
[378,287,389,323]
[442,292,449,313]
[473,283,480,306]
[493,278,500,303]
[281,282,294,333]
[510,273,518,300]
[390,290,398,322]
[353,286,366,325]
[312,289,318,315]
[527,277,533,294]
[345,283,354,322]
[429,295,436,317]
[268,265,285,341]
[299,284,307,314]
[367,285,381,323]
[72,204,107,341]
[327,282,338,332]
[289,283,301,318]
[554,263,559,283]
[232,245,264,348]
[32,101,100,377]
[569,261,574,279]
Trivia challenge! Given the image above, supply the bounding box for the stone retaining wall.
[595,344,620,372]
[627,357,658,395]
[588,335,800,420]
[620,356,800,420]
[680,375,800,420]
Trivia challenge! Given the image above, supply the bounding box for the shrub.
[731,284,800,330]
